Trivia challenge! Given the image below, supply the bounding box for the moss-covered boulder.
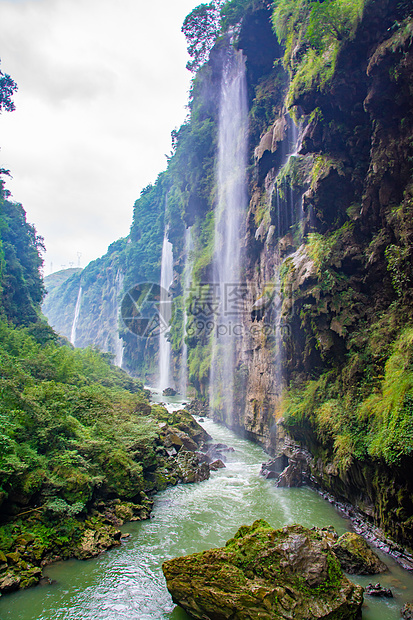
[162,520,363,619]
[332,532,387,575]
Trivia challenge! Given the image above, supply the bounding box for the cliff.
[42,0,413,548]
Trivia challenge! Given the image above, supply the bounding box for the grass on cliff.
[272,0,366,107]
[283,326,413,469]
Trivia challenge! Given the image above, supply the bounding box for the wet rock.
[365,583,393,597]
[186,399,208,417]
[0,572,21,593]
[260,455,288,478]
[402,602,413,619]
[163,387,177,396]
[275,460,308,487]
[74,524,122,560]
[162,520,364,620]
[209,459,226,471]
[176,450,210,484]
[332,532,387,575]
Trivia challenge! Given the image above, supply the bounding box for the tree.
[182,3,221,73]
[0,60,17,113]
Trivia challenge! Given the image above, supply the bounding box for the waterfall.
[179,226,193,397]
[70,286,82,346]
[209,49,248,425]
[159,232,174,391]
[114,271,124,368]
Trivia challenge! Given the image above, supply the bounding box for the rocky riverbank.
[0,405,221,596]
[260,437,413,571]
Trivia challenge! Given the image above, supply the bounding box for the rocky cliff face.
[225,0,413,548]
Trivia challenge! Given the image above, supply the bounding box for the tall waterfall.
[70,286,82,346]
[159,233,174,391]
[114,271,124,368]
[209,49,248,425]
[179,226,193,396]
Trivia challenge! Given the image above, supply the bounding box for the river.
[1,391,412,619]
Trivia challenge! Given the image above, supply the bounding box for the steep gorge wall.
[229,0,413,547]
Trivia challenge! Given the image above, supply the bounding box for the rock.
[275,460,308,487]
[162,520,364,620]
[185,399,208,417]
[74,525,121,560]
[176,450,210,484]
[209,459,226,471]
[260,455,288,478]
[162,387,177,396]
[402,602,413,619]
[365,582,393,597]
[0,572,21,593]
[332,532,387,575]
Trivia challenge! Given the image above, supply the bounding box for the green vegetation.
[0,175,45,326]
[0,59,17,113]
[272,0,365,107]
[182,2,221,72]
[283,325,413,469]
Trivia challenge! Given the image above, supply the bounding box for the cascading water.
[209,48,248,425]
[179,226,193,396]
[70,286,82,346]
[159,232,173,391]
[114,271,124,368]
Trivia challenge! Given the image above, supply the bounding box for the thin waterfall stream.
[70,286,82,346]
[159,233,174,391]
[1,391,413,620]
[209,48,248,425]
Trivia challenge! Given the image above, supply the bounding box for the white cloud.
[0,0,197,273]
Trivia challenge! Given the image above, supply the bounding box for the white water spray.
[70,286,82,346]
[114,271,124,368]
[209,49,248,425]
[159,233,173,391]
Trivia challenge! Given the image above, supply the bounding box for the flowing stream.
[1,391,413,619]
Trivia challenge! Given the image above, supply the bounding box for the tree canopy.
[182,2,222,72]
[0,59,17,113]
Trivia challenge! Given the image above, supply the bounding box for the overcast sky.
[0,0,198,274]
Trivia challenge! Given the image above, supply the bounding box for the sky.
[0,0,198,274]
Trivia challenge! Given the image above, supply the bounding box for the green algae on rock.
[162,520,364,619]
[332,532,387,575]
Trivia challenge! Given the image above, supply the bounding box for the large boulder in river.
[332,532,387,575]
[162,520,363,620]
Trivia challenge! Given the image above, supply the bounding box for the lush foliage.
[0,174,45,325]
[0,319,157,513]
[272,0,365,106]
[182,2,222,72]
[0,59,17,113]
[283,322,413,469]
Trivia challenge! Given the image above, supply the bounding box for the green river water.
[1,391,413,620]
